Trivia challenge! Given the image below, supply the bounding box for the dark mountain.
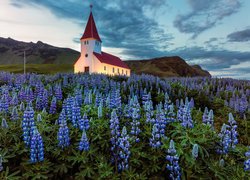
[125,57,211,77]
[0,37,210,77]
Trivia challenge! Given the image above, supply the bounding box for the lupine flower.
[244,147,250,171]
[155,107,167,137]
[166,140,181,180]
[219,159,225,167]
[19,102,25,111]
[22,106,36,147]
[37,114,42,122]
[118,126,130,172]
[55,84,62,101]
[98,104,103,118]
[82,113,90,130]
[57,115,70,149]
[166,104,176,123]
[181,104,193,128]
[79,130,90,151]
[228,113,238,149]
[164,92,171,111]
[130,105,141,142]
[0,155,3,171]
[11,107,19,121]
[149,124,161,148]
[202,107,209,124]
[1,118,8,128]
[58,109,66,125]
[192,144,199,159]
[217,124,231,154]
[30,128,44,163]
[49,96,57,114]
[71,100,80,128]
[110,110,120,162]
[177,99,185,122]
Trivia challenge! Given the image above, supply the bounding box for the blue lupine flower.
[79,130,90,151]
[217,123,231,154]
[55,84,62,101]
[22,106,36,147]
[166,140,181,180]
[164,92,171,111]
[57,116,70,149]
[130,106,141,143]
[19,102,25,111]
[155,107,167,137]
[71,100,80,128]
[181,104,193,128]
[228,113,238,149]
[49,96,57,114]
[82,113,90,130]
[192,144,199,159]
[166,104,176,123]
[37,114,42,122]
[118,126,130,172]
[30,128,44,163]
[219,159,225,167]
[177,99,185,122]
[0,155,3,171]
[58,109,66,125]
[110,110,120,161]
[1,118,8,128]
[98,104,103,118]
[244,147,250,171]
[11,107,19,121]
[149,124,161,148]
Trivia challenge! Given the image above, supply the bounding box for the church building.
[74,6,131,76]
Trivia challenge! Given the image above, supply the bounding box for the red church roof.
[93,52,130,69]
[81,12,102,42]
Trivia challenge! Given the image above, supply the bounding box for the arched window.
[113,67,115,73]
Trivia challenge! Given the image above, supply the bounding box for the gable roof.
[81,12,102,42]
[93,52,130,69]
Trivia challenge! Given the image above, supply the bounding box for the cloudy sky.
[0,0,250,79]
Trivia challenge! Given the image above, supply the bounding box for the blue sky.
[0,0,250,79]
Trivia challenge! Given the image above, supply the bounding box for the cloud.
[227,28,250,42]
[174,0,241,38]
[169,46,250,70]
[11,0,173,59]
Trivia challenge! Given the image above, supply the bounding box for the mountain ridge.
[0,37,210,77]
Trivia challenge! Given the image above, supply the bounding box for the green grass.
[0,64,73,74]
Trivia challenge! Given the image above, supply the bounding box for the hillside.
[0,37,210,77]
[125,57,211,77]
[0,37,79,64]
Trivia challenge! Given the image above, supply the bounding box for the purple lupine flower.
[244,147,250,171]
[22,106,36,147]
[98,104,103,118]
[149,124,161,148]
[192,144,199,159]
[71,100,80,128]
[177,99,184,122]
[79,130,90,151]
[217,123,231,154]
[49,96,57,114]
[166,140,181,180]
[164,92,171,111]
[130,109,141,143]
[11,107,19,121]
[181,104,193,128]
[110,110,120,162]
[58,109,66,125]
[55,84,62,101]
[118,126,130,172]
[155,106,167,137]
[19,102,25,111]
[0,155,3,171]
[1,118,8,128]
[228,113,238,149]
[82,113,90,130]
[166,104,176,123]
[202,107,209,124]
[30,128,44,163]
[37,114,42,122]
[57,115,70,149]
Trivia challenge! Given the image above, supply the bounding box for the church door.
[84,66,89,73]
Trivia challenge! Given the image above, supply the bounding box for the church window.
[122,69,124,74]
[126,71,127,75]
[118,68,120,74]
[104,66,106,71]
[113,67,115,73]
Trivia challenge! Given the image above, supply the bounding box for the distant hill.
[0,37,79,64]
[125,57,211,77]
[0,37,210,77]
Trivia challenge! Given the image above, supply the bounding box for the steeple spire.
[80,4,102,42]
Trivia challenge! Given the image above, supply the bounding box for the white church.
[74,6,131,76]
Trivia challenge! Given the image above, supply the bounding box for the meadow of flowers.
[0,72,249,179]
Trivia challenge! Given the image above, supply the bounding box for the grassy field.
[0,64,73,74]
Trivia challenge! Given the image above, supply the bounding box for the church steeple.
[81,5,102,42]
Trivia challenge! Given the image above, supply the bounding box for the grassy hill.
[0,37,210,77]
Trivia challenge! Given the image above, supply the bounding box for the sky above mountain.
[0,0,250,79]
